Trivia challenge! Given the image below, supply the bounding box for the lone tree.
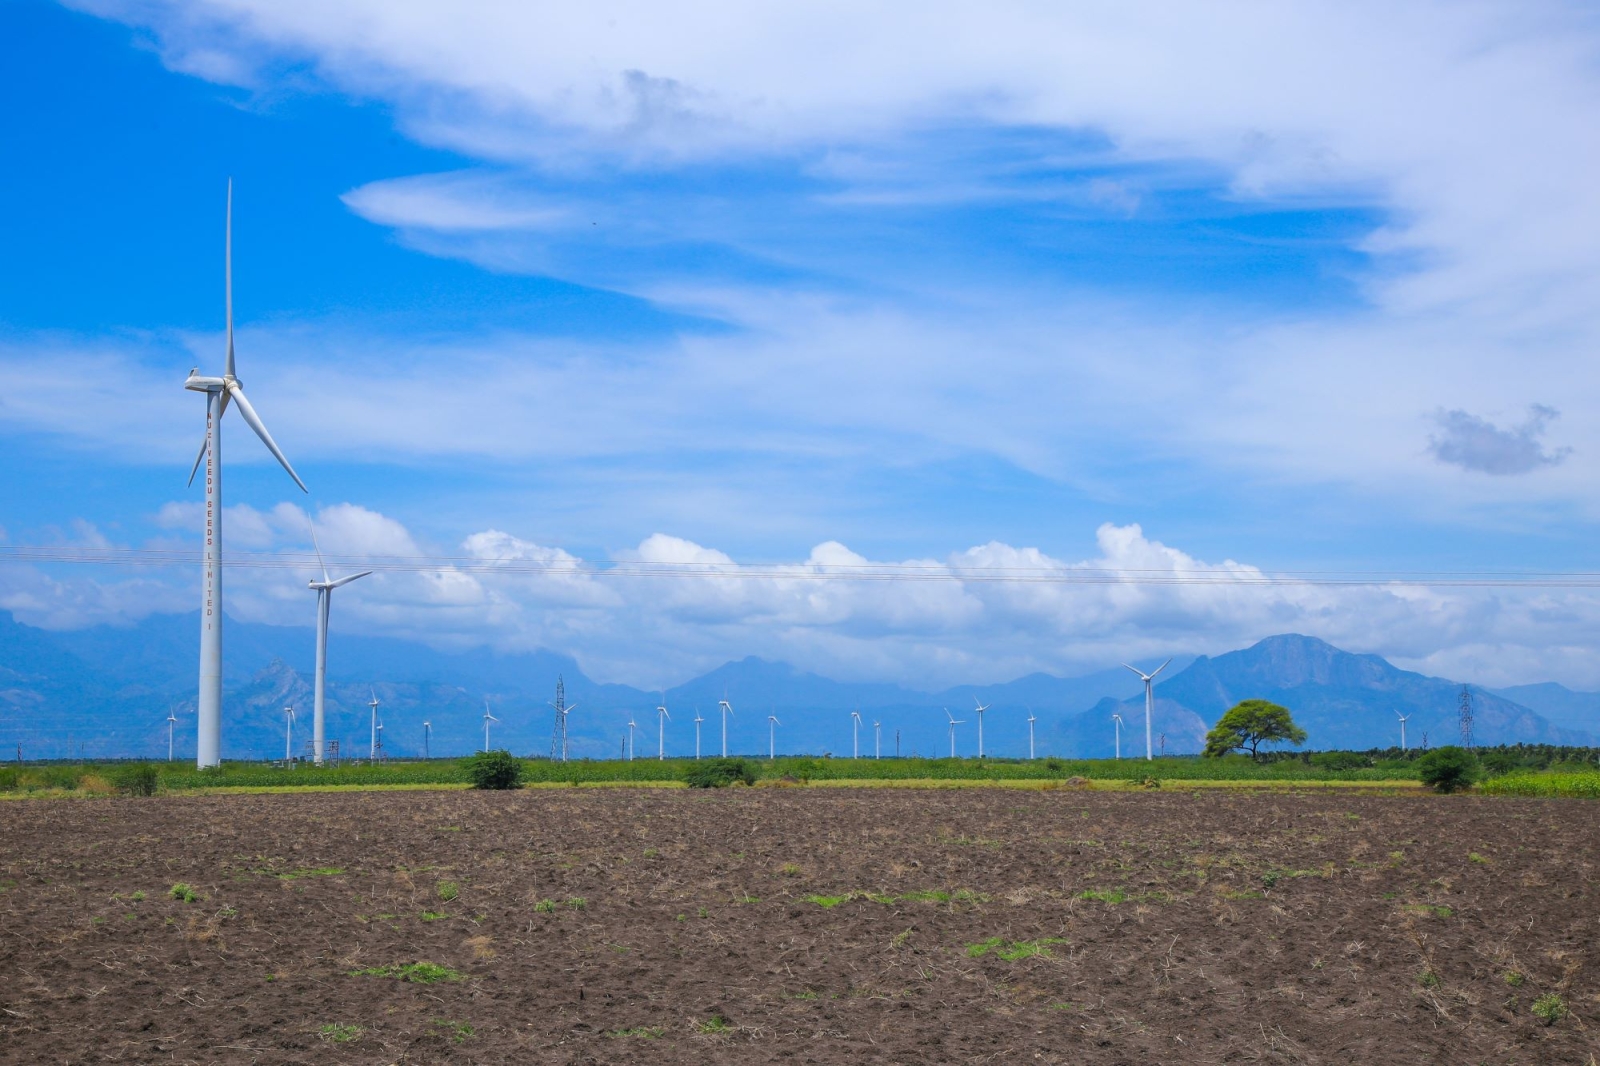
[1203,700,1307,761]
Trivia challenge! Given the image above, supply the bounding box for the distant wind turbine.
[183,180,307,768]
[874,719,882,759]
[306,519,372,766]
[693,707,705,759]
[166,709,178,762]
[851,709,863,758]
[482,700,498,752]
[1026,709,1037,760]
[368,689,381,762]
[767,713,780,759]
[283,705,295,764]
[945,708,964,758]
[1396,710,1411,752]
[1121,659,1171,761]
[973,698,991,758]
[657,703,671,760]
[626,716,638,761]
[1111,713,1124,760]
[719,697,734,757]
[422,720,431,760]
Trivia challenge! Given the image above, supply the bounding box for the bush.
[465,750,523,790]
[684,758,756,788]
[1417,746,1478,793]
[1310,751,1371,771]
[112,764,161,796]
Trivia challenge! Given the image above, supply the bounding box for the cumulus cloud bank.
[1429,405,1572,475]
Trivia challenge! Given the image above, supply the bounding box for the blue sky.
[3,0,1600,689]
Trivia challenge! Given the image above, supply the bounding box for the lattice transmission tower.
[550,676,569,762]
[1458,685,1474,749]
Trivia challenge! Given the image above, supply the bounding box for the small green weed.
[533,899,558,913]
[169,883,199,903]
[436,881,460,902]
[804,894,851,908]
[779,862,802,876]
[318,1023,363,1044]
[696,1014,733,1034]
[966,937,1068,960]
[1078,888,1127,904]
[952,888,989,903]
[643,848,659,858]
[735,893,760,904]
[421,911,449,921]
[130,890,146,902]
[1418,970,1441,989]
[350,962,464,983]
[1468,852,1490,864]
[1532,994,1567,1025]
[431,1019,475,1044]
[1503,970,1524,987]
[566,897,587,909]
[279,867,345,880]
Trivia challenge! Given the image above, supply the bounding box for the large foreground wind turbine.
[306,520,371,765]
[184,181,307,768]
[1121,659,1171,761]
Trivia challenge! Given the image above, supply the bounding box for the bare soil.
[0,787,1595,1064]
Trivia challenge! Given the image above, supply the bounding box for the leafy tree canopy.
[1203,700,1307,761]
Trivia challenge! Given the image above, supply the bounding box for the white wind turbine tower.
[767,713,780,759]
[283,705,295,764]
[1121,659,1171,761]
[183,180,308,769]
[166,709,178,762]
[482,700,498,752]
[945,708,965,758]
[719,697,734,757]
[693,708,704,759]
[973,698,991,758]
[367,689,382,762]
[657,703,671,760]
[423,720,431,760]
[1111,712,1124,759]
[626,715,638,761]
[874,720,882,759]
[1396,710,1411,752]
[851,709,863,758]
[306,519,372,766]
[1026,710,1037,760]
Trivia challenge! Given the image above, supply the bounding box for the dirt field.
[0,787,1595,1064]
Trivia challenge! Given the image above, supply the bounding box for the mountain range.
[1,609,1595,761]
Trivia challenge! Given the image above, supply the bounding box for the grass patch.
[1078,888,1127,904]
[168,882,199,903]
[966,936,1068,960]
[431,1019,475,1044]
[436,880,460,902]
[696,1014,733,1034]
[350,961,464,983]
[318,1023,363,1043]
[420,910,449,921]
[803,893,852,908]
[533,898,558,913]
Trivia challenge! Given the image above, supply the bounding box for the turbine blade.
[1150,658,1172,679]
[306,516,330,583]
[227,382,307,492]
[1120,663,1145,678]
[329,570,373,589]
[225,179,235,380]
[185,434,207,487]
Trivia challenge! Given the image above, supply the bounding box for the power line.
[3,543,1600,588]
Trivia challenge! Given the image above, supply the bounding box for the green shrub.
[169,883,199,903]
[684,758,756,788]
[112,764,161,796]
[1532,993,1567,1025]
[1310,751,1371,771]
[465,750,523,790]
[1417,747,1478,793]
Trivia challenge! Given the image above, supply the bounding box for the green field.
[2,745,1598,796]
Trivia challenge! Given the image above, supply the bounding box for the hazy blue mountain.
[0,613,1590,761]
[1056,634,1591,757]
[1491,682,1600,734]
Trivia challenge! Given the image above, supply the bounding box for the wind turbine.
[767,713,780,759]
[657,703,671,760]
[693,708,704,759]
[718,697,734,757]
[626,716,638,761]
[283,705,295,764]
[183,180,307,768]
[482,700,498,752]
[873,719,882,759]
[1396,710,1411,752]
[945,709,965,758]
[368,689,381,762]
[166,709,178,762]
[851,710,863,758]
[973,698,991,758]
[423,720,431,760]
[374,718,385,762]
[549,690,578,762]
[307,519,372,766]
[1026,710,1037,760]
[1121,659,1171,762]
[1111,713,1124,760]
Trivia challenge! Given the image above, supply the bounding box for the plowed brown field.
[0,787,1595,1064]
